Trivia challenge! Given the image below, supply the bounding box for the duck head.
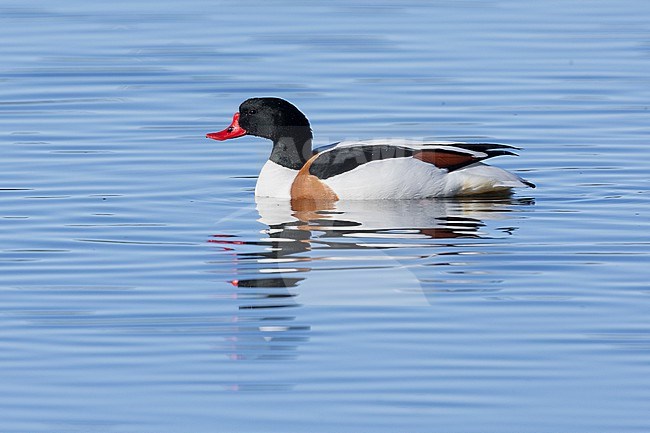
[207,97,313,170]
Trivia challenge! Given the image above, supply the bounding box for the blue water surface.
[1,1,650,432]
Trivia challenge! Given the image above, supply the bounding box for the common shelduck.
[206,97,534,201]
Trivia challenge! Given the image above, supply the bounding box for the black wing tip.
[476,142,521,150]
[445,143,525,160]
[485,149,519,157]
[522,179,536,188]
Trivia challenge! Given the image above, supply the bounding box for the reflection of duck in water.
[255,196,530,242]
[207,97,534,203]
[213,195,533,304]
[210,196,532,363]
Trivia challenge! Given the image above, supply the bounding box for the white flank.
[323,158,449,199]
[323,159,530,199]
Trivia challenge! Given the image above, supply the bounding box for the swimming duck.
[206,97,534,200]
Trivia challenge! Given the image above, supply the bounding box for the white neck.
[254,160,299,199]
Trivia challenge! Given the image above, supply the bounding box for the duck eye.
[248,109,257,115]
